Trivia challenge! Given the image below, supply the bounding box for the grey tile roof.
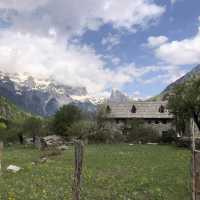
[106,101,173,119]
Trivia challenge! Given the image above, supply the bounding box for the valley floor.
[0,144,191,200]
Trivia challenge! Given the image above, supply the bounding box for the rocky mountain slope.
[109,89,129,103]
[154,64,200,100]
[0,71,102,116]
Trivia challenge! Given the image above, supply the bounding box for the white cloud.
[147,36,168,48]
[101,33,121,50]
[155,65,186,84]
[0,0,166,96]
[0,0,165,36]
[0,31,156,95]
[0,0,48,11]
[154,27,200,65]
[132,91,151,100]
[170,0,177,5]
[137,65,186,85]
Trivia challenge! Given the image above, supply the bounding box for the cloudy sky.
[0,0,199,98]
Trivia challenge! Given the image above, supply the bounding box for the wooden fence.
[0,142,3,176]
[193,150,200,200]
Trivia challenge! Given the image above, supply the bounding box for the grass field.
[0,144,191,200]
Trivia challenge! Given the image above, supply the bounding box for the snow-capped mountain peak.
[0,70,99,116]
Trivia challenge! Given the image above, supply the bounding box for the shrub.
[176,137,200,149]
[176,137,191,148]
[65,120,96,140]
[126,120,160,143]
[88,123,125,144]
[0,128,19,143]
[53,104,82,136]
[161,129,177,144]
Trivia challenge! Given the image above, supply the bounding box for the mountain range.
[0,71,101,116]
[0,64,199,117]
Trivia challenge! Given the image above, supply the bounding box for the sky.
[0,0,200,99]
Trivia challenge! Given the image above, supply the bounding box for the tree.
[8,121,24,144]
[23,117,42,143]
[168,77,200,133]
[66,120,95,140]
[53,104,82,136]
[0,122,6,130]
[96,102,108,129]
[0,122,7,142]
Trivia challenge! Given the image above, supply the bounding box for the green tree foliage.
[168,77,200,132]
[0,96,29,122]
[23,117,42,143]
[0,122,15,142]
[0,122,7,130]
[53,104,82,136]
[96,102,110,128]
[66,120,95,140]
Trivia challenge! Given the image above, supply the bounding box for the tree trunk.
[33,134,36,144]
[0,141,3,176]
[193,112,200,131]
[18,134,24,145]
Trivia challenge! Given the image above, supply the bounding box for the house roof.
[106,101,173,119]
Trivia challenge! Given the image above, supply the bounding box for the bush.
[88,123,126,144]
[0,128,19,143]
[176,137,200,149]
[126,120,160,143]
[161,129,177,144]
[53,104,82,136]
[65,120,95,140]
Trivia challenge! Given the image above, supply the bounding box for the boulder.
[7,165,21,173]
[57,145,69,151]
[43,135,65,147]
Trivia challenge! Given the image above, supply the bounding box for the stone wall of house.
[143,119,174,136]
[107,118,175,136]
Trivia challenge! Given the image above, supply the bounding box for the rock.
[147,143,158,145]
[25,137,33,145]
[7,165,21,173]
[57,145,69,151]
[129,144,134,146]
[35,137,48,150]
[40,157,48,163]
[43,135,65,147]
[25,135,65,148]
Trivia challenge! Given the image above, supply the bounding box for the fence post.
[194,151,200,200]
[72,140,84,200]
[0,141,3,176]
[192,119,196,200]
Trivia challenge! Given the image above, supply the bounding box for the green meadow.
[0,144,191,200]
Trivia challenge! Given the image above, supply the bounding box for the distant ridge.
[153,64,200,100]
[0,70,102,116]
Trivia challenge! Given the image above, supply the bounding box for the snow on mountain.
[71,95,105,105]
[0,70,101,116]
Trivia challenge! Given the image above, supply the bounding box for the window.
[155,120,159,124]
[159,105,165,113]
[116,119,120,124]
[106,105,111,113]
[131,105,136,113]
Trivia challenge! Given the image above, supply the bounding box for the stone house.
[105,101,174,136]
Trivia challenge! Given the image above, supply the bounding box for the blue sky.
[0,0,199,99]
